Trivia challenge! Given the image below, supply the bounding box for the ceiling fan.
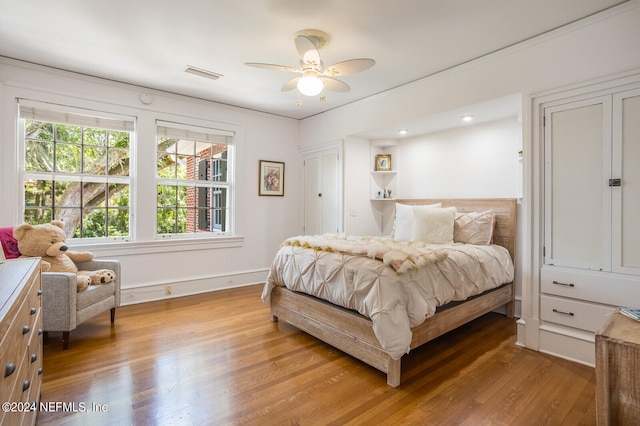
[245,29,375,97]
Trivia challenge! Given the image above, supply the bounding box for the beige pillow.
[393,203,441,240]
[454,210,495,245]
[411,206,456,244]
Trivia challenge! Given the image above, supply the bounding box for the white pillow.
[411,206,456,244]
[393,203,441,240]
[454,210,495,245]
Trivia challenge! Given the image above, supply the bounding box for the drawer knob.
[31,353,37,363]
[4,363,16,378]
[552,280,575,287]
[553,308,574,316]
[22,325,30,335]
[38,368,43,375]
[30,307,37,315]
[38,328,43,336]
[37,290,43,296]
[22,380,30,392]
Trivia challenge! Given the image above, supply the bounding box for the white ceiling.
[0,0,628,122]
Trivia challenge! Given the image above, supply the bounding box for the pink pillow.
[0,227,21,259]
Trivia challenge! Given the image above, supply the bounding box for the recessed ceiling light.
[398,129,408,135]
[461,115,474,122]
[185,65,223,80]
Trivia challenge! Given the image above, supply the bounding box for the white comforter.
[262,239,514,360]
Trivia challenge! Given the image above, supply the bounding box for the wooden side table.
[595,310,640,425]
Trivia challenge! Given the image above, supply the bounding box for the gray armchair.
[42,259,121,350]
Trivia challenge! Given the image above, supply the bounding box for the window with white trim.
[156,122,234,237]
[19,100,133,240]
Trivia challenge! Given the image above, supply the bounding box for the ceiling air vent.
[185,65,223,80]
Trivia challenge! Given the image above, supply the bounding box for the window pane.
[55,143,81,173]
[55,124,82,144]
[157,207,177,234]
[85,183,108,209]
[55,208,82,236]
[108,148,129,176]
[52,181,76,207]
[109,131,130,148]
[177,186,190,208]
[25,141,54,172]
[83,207,106,238]
[84,146,107,174]
[108,208,129,237]
[176,208,188,233]
[26,121,53,141]
[24,179,53,207]
[175,155,189,179]
[157,185,177,207]
[83,128,107,146]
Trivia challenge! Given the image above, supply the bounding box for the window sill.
[70,235,244,257]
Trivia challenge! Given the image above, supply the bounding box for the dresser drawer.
[541,266,640,306]
[541,294,616,332]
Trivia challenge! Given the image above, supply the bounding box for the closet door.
[612,89,640,274]
[303,150,340,235]
[544,96,612,270]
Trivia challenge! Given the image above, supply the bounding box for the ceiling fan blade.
[320,77,350,92]
[294,36,322,69]
[323,58,375,76]
[244,62,300,73]
[281,77,301,92]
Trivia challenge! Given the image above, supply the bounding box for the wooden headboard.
[394,198,517,261]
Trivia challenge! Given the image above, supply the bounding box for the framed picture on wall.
[259,160,285,196]
[375,154,392,171]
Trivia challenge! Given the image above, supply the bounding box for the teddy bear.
[13,220,116,292]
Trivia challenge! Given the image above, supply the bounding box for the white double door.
[544,87,640,275]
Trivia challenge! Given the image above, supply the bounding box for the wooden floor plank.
[36,284,596,425]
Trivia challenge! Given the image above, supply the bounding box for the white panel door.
[544,96,611,270]
[304,149,340,235]
[613,88,640,273]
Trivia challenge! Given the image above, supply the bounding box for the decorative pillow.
[454,210,495,245]
[411,206,456,244]
[393,203,441,240]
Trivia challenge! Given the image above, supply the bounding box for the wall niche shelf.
[370,140,398,201]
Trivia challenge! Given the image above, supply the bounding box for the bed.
[262,198,516,387]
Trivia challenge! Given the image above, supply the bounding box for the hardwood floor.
[37,284,596,425]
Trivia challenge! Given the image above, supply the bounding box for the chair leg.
[62,331,70,351]
[110,307,116,324]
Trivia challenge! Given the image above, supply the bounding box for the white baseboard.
[120,269,269,305]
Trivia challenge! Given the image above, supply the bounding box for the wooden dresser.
[0,258,43,426]
[595,310,640,425]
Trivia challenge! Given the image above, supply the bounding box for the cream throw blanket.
[282,234,447,274]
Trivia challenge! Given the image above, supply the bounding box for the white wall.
[0,58,300,304]
[399,117,522,199]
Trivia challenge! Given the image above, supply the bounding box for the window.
[19,101,133,240]
[156,122,234,237]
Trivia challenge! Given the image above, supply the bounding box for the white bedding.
[262,238,514,360]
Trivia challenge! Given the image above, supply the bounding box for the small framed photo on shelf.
[375,154,392,171]
[259,160,285,196]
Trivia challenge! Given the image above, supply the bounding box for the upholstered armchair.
[42,259,121,350]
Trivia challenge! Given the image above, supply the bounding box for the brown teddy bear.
[13,221,116,292]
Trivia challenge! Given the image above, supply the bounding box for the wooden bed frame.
[269,198,517,387]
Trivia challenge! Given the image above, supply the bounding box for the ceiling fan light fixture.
[297,71,324,96]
